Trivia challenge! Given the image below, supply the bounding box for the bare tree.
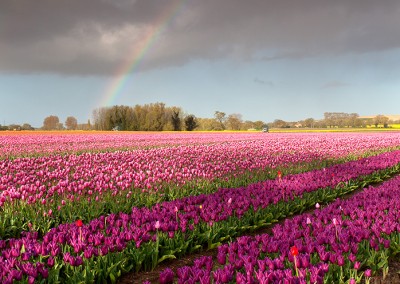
[214,111,226,130]
[374,115,389,128]
[303,118,315,128]
[226,113,243,130]
[65,116,78,130]
[42,115,60,130]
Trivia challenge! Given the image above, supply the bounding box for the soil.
[119,240,400,284]
[366,260,400,284]
[118,180,400,284]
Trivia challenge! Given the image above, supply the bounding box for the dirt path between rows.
[118,177,400,284]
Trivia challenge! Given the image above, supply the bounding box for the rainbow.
[99,0,186,107]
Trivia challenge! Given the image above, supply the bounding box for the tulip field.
[0,132,400,283]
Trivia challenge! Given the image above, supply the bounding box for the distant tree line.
[92,103,197,131]
[40,115,90,131]
[91,104,268,131]
[0,123,34,131]
[196,112,266,131]
[268,112,395,129]
[1,106,397,131]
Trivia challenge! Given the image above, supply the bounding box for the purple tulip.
[337,254,345,266]
[9,270,23,281]
[159,268,174,284]
[2,132,400,283]
[354,261,360,270]
[365,269,372,277]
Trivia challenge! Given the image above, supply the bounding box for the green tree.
[21,123,34,130]
[8,124,21,131]
[144,103,166,131]
[196,118,215,131]
[272,119,289,128]
[253,120,266,130]
[132,105,147,131]
[240,120,255,131]
[170,108,182,131]
[184,115,198,131]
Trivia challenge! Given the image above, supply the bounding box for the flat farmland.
[0,132,399,283]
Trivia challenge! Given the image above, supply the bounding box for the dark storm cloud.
[1,0,400,75]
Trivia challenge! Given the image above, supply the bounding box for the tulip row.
[2,133,400,240]
[1,150,400,283]
[2,132,400,159]
[5,133,397,204]
[0,148,338,240]
[0,132,258,159]
[155,172,400,283]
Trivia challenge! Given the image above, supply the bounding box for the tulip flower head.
[332,218,340,241]
[290,246,299,277]
[306,217,312,225]
[315,203,320,209]
[155,221,160,230]
[354,261,360,270]
[159,268,174,284]
[364,269,372,284]
[290,246,299,257]
[365,269,372,278]
[76,219,83,241]
[174,206,179,222]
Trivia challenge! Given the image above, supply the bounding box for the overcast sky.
[1,0,400,127]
